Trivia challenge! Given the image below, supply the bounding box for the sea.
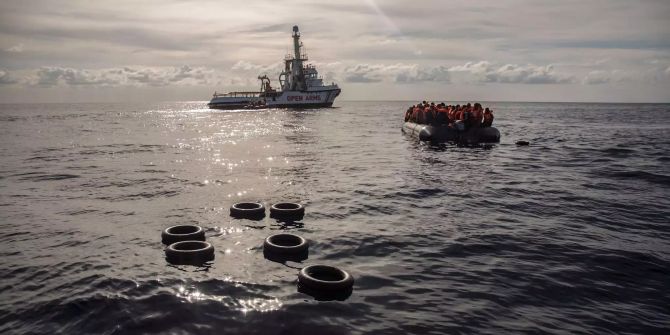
[0,101,669,334]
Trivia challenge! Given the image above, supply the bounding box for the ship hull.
[207,88,341,110]
[265,88,340,108]
[402,122,500,144]
[207,95,260,110]
[208,102,252,110]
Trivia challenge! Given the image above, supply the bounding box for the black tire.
[298,265,354,291]
[165,241,214,265]
[161,225,205,245]
[270,202,305,220]
[264,233,308,254]
[230,202,265,219]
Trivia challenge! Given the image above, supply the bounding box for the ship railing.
[212,91,261,98]
[284,53,308,61]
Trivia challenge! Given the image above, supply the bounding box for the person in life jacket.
[482,108,494,127]
[447,105,456,124]
[411,105,421,123]
[470,103,483,128]
[458,103,472,130]
[451,105,460,122]
[405,106,412,122]
[436,103,448,125]
[416,105,426,124]
[453,105,466,131]
[424,103,436,125]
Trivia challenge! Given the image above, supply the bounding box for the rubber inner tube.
[270,202,305,220]
[161,225,205,245]
[230,202,265,219]
[298,265,354,291]
[264,233,308,254]
[165,241,214,265]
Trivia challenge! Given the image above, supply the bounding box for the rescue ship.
[208,26,341,109]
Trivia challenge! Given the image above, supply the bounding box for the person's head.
[474,103,482,110]
[422,100,427,104]
[485,107,490,113]
[466,103,471,108]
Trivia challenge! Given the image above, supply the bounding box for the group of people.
[404,101,494,130]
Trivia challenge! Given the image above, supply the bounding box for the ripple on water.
[0,102,669,334]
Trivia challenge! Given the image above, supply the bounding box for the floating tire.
[230,202,265,219]
[298,265,354,292]
[270,202,305,220]
[161,225,205,245]
[165,241,214,265]
[264,233,308,254]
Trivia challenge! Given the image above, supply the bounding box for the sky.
[0,0,669,103]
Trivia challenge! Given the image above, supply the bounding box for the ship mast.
[290,25,307,91]
[278,25,310,92]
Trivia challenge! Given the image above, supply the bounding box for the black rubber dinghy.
[402,122,500,144]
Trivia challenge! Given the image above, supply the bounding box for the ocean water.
[0,101,669,334]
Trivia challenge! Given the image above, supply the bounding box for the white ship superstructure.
[208,26,341,109]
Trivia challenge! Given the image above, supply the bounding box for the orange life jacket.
[411,107,421,122]
[483,112,493,124]
[471,108,483,123]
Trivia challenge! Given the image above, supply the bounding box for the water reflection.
[175,284,283,313]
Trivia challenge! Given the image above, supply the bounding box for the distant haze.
[1,0,669,103]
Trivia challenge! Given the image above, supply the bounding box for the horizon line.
[1,100,669,105]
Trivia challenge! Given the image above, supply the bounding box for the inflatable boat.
[402,122,500,144]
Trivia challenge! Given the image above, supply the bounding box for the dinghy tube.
[402,122,500,144]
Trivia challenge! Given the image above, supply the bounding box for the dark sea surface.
[1,101,669,334]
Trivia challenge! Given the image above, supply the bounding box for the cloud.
[581,65,670,85]
[343,64,386,82]
[29,66,215,87]
[582,70,612,85]
[237,23,290,34]
[395,65,450,83]
[547,39,670,50]
[343,63,451,83]
[230,60,281,73]
[343,61,573,84]
[449,61,574,84]
[5,43,24,53]
[0,69,19,85]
